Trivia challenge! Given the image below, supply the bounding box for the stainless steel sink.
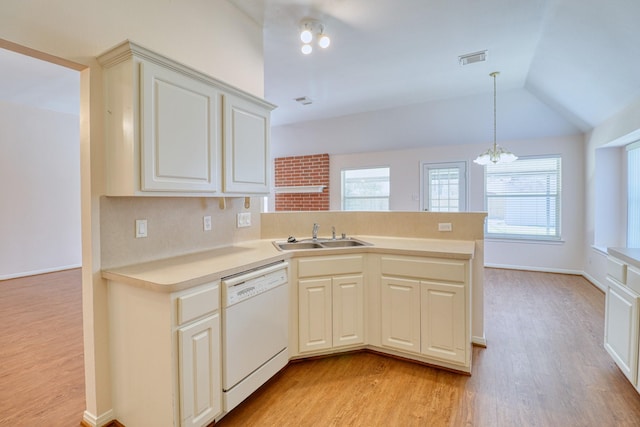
[273,238,371,251]
[275,242,324,250]
[319,240,366,248]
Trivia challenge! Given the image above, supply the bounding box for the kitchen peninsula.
[102,210,486,426]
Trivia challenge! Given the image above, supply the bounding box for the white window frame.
[628,141,640,247]
[484,155,562,240]
[341,166,390,211]
[420,161,467,212]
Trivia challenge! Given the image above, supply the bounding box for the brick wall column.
[274,153,330,211]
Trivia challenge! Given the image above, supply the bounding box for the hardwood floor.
[218,270,640,427]
[0,269,85,426]
[2,269,640,426]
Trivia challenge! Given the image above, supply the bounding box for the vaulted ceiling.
[230,0,640,150]
[3,0,639,154]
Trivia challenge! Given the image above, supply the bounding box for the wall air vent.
[458,50,488,66]
[294,96,313,105]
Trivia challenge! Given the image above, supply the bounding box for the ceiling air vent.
[294,96,313,105]
[458,50,488,66]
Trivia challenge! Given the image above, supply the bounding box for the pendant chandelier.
[473,72,517,165]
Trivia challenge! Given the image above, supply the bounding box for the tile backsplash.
[100,196,261,269]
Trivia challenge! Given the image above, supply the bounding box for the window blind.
[485,156,561,239]
[341,167,390,211]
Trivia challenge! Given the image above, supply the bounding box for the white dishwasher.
[221,261,289,413]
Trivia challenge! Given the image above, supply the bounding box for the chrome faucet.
[312,223,320,240]
[332,226,336,240]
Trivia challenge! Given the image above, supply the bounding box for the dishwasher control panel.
[222,262,288,307]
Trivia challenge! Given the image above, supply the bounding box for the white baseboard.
[484,263,607,293]
[582,271,606,292]
[82,409,115,427]
[0,263,81,280]
[484,263,583,275]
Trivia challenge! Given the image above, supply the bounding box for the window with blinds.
[341,167,390,211]
[628,142,640,247]
[485,156,561,240]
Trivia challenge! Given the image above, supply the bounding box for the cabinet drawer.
[298,255,364,278]
[381,256,467,283]
[607,257,627,284]
[628,266,640,295]
[177,283,220,325]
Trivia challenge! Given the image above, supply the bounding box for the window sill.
[485,237,565,245]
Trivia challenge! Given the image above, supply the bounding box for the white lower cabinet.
[380,277,421,353]
[332,275,365,347]
[421,281,466,364]
[108,280,222,427]
[178,313,222,427]
[298,274,365,352]
[379,255,471,369]
[299,277,333,352]
[297,255,365,353]
[605,280,638,382]
[604,255,639,385]
[295,253,471,371]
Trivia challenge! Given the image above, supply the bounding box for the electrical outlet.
[237,212,252,228]
[135,219,147,238]
[438,222,452,232]
[203,215,212,231]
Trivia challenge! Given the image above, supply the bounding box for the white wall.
[0,0,264,98]
[583,96,640,289]
[0,100,81,279]
[271,87,581,158]
[330,134,586,273]
[593,147,626,250]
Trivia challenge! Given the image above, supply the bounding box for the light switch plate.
[237,212,252,228]
[135,219,148,238]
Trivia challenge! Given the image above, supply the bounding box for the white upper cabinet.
[223,94,270,194]
[140,61,221,193]
[98,41,275,196]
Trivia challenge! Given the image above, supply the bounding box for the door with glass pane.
[421,162,467,212]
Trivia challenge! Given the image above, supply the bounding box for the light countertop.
[102,236,476,293]
[608,247,640,269]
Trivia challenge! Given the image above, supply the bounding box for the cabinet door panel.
[223,94,270,193]
[333,275,364,348]
[421,281,466,364]
[141,61,221,193]
[179,314,221,427]
[380,277,421,353]
[605,279,639,383]
[299,278,332,352]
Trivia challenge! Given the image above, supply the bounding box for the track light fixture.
[299,20,331,55]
